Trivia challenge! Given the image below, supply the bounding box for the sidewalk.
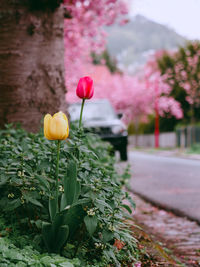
[130,192,200,267]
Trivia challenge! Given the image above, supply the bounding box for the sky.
[130,0,200,40]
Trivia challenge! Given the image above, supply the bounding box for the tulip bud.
[76,76,94,99]
[44,111,69,140]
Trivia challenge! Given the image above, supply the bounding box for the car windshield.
[69,100,117,121]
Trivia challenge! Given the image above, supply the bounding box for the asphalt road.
[129,151,200,223]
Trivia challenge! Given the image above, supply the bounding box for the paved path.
[129,151,200,223]
[131,192,200,266]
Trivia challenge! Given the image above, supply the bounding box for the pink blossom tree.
[64,1,183,138]
[143,61,183,120]
[64,0,128,90]
[157,42,200,125]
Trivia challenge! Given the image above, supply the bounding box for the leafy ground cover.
[0,124,141,266]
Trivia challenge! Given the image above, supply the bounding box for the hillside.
[105,15,186,71]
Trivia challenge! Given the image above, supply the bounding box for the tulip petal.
[84,77,93,99]
[76,76,94,99]
[53,112,61,119]
[44,114,53,140]
[87,85,94,99]
[59,112,69,136]
[61,112,69,123]
[63,125,69,139]
[49,116,68,140]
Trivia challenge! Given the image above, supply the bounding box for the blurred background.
[65,0,200,151]
[1,0,200,151]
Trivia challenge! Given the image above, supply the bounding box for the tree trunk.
[0,0,67,132]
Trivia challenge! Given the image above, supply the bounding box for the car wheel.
[120,146,128,161]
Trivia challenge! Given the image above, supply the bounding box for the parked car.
[68,99,128,161]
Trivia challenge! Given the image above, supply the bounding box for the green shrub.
[0,124,139,266]
[188,143,200,154]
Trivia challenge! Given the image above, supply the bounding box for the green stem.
[55,140,61,212]
[79,98,85,129]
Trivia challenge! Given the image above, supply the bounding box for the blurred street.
[129,151,200,223]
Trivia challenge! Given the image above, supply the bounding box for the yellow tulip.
[44,111,69,140]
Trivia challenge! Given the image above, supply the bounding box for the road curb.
[128,188,200,226]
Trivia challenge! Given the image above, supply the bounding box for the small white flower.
[87,208,96,216]
[108,224,116,232]
[18,170,25,177]
[8,193,14,199]
[21,197,25,204]
[30,187,36,191]
[59,185,64,192]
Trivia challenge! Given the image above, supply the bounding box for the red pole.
[154,81,159,148]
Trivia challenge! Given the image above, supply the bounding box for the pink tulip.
[76,76,94,99]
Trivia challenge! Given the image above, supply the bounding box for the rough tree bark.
[0,0,67,132]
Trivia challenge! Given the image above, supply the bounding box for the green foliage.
[128,116,181,135]
[91,50,119,73]
[158,41,200,127]
[0,236,80,267]
[188,143,200,154]
[0,124,139,266]
[62,161,80,206]
[128,119,155,135]
[0,215,79,266]
[158,53,190,125]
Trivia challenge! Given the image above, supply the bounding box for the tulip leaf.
[74,181,81,203]
[42,214,69,253]
[63,160,77,205]
[65,205,85,239]
[54,225,69,253]
[60,194,68,211]
[53,212,68,231]
[42,222,54,252]
[71,198,91,207]
[49,198,57,222]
